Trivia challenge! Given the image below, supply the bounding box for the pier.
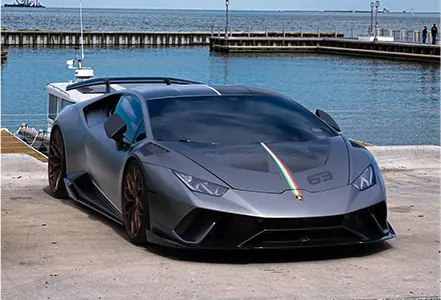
[0,30,340,47]
[210,36,441,62]
[1,129,47,162]
[2,29,439,62]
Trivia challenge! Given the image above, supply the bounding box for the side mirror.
[104,114,127,142]
[315,109,341,132]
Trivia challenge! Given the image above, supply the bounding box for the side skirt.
[64,171,123,226]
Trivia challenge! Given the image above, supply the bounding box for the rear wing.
[66,77,203,93]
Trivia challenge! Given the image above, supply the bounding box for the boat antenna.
[79,0,85,67]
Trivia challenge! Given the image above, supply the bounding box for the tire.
[48,127,68,198]
[122,160,149,245]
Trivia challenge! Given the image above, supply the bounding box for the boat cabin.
[45,82,126,132]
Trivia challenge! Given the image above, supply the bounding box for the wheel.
[122,160,149,245]
[48,127,68,198]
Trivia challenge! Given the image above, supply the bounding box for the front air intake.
[174,209,219,244]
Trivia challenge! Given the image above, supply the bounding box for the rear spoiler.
[66,77,203,93]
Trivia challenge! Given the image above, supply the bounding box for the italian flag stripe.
[261,142,303,201]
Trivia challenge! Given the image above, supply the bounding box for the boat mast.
[66,0,94,81]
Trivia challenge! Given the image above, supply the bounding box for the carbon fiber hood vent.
[186,139,330,173]
[160,136,347,193]
[186,143,269,172]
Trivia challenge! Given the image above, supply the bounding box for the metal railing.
[211,26,345,38]
[210,26,440,44]
[382,29,438,44]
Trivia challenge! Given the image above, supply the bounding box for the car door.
[85,93,146,211]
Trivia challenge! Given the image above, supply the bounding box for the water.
[1,8,440,36]
[1,47,439,146]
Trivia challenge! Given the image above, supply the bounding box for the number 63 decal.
[307,171,333,185]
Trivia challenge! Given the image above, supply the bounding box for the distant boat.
[3,0,45,8]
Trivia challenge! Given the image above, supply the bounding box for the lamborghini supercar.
[48,77,396,249]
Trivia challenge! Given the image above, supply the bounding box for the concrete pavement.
[1,147,440,300]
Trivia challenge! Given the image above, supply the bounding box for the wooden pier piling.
[0,30,342,47]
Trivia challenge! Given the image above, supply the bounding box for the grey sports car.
[48,77,396,249]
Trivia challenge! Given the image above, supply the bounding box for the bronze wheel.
[122,161,148,245]
[48,127,68,198]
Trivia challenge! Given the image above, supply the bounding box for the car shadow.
[42,186,129,242]
[43,185,394,264]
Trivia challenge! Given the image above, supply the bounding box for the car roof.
[133,84,284,100]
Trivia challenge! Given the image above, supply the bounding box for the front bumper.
[146,201,396,249]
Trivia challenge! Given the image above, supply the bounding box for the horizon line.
[3,6,440,13]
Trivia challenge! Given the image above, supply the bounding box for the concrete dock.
[1,145,439,300]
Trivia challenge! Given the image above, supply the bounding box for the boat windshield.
[147,95,337,144]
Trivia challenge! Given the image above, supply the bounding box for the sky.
[2,0,440,12]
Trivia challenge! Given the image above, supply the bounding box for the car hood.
[159,136,352,193]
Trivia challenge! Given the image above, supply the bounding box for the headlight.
[352,165,376,191]
[173,171,228,197]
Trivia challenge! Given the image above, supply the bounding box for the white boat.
[15,0,125,155]
[15,49,137,155]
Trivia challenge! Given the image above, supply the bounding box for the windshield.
[147,95,337,144]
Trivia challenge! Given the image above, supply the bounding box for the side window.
[60,98,74,111]
[49,94,58,120]
[113,95,144,142]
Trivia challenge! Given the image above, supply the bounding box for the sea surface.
[1,46,440,146]
[1,7,440,36]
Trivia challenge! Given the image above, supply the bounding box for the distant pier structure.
[0,30,338,47]
[3,0,45,8]
[1,29,439,62]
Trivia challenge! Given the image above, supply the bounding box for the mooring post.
[301,26,303,38]
[225,0,229,39]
